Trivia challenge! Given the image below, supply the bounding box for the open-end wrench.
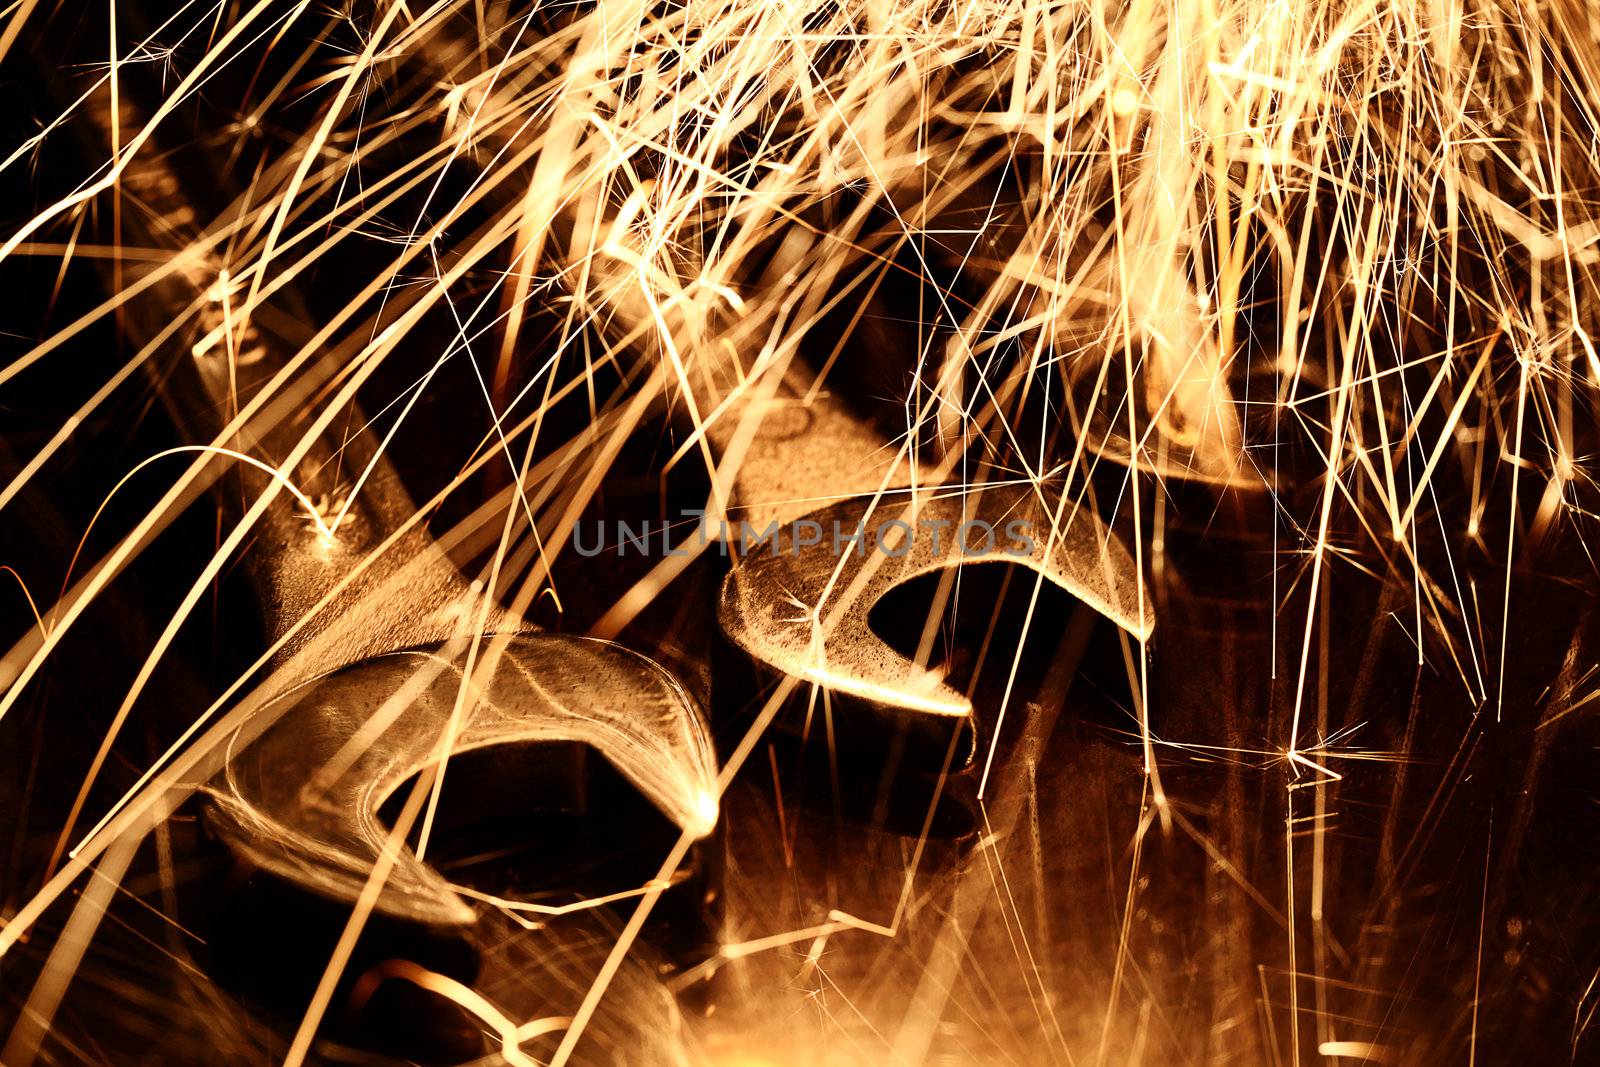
[587,218,1155,744]
[89,90,719,933]
[487,226,1152,782]
[706,365,1153,726]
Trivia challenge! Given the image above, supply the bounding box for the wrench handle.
[87,90,488,670]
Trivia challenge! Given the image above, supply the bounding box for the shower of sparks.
[2,0,1599,1064]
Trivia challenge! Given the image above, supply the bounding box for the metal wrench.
[596,222,1155,743]
[706,362,1153,726]
[91,91,719,932]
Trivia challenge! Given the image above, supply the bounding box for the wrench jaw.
[716,483,1154,763]
[203,634,721,929]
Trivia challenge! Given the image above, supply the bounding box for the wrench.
[92,90,719,931]
[707,366,1153,725]
[590,219,1155,739]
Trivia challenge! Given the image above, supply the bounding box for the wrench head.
[204,635,720,928]
[718,484,1153,748]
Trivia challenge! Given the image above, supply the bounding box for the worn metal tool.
[93,92,719,932]
[593,226,1155,743]
[704,359,1153,727]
